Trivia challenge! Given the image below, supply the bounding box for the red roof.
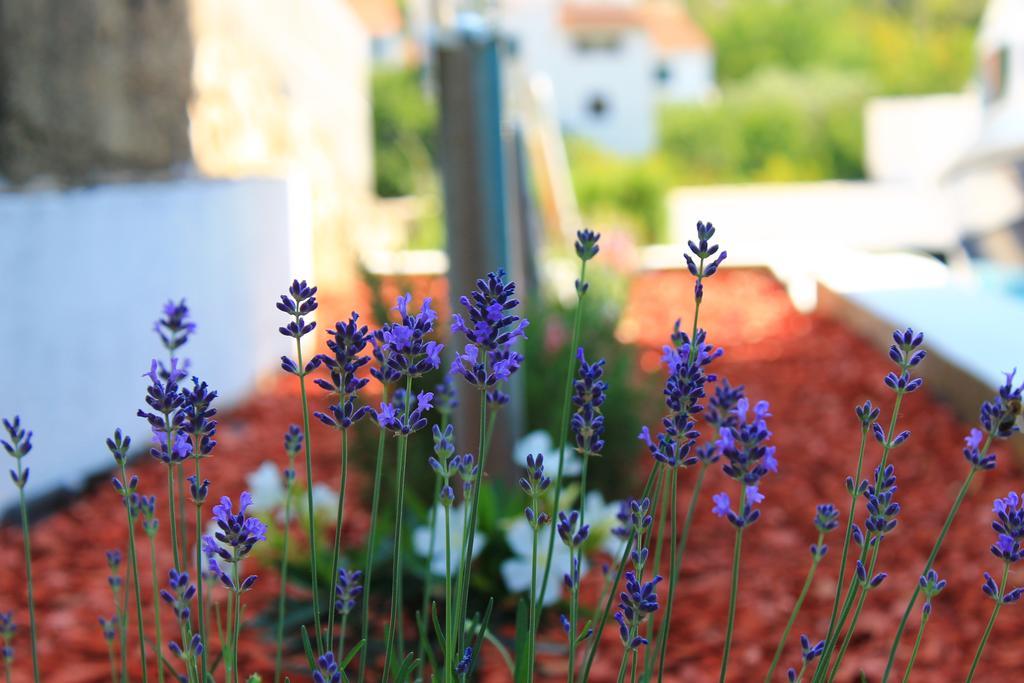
[560,1,711,53]
[348,0,403,37]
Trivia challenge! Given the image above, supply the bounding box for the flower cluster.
[160,569,204,659]
[375,389,434,435]
[991,492,1024,563]
[2,416,32,488]
[919,569,947,616]
[377,293,444,380]
[138,359,191,464]
[614,571,662,650]
[106,550,122,590]
[181,378,218,459]
[865,464,900,539]
[571,348,607,458]
[711,397,776,527]
[334,567,363,616]
[810,504,840,558]
[520,453,552,529]
[314,312,372,430]
[883,328,926,395]
[684,220,727,302]
[979,369,1024,444]
[786,635,825,681]
[639,328,722,468]
[451,270,528,388]
[1,612,14,664]
[202,492,266,592]
[154,299,196,355]
[313,652,342,683]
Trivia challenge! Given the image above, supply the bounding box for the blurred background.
[2,1,1024,679]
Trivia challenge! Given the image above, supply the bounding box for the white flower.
[311,483,339,520]
[578,490,627,558]
[245,461,286,513]
[500,517,586,606]
[513,429,582,477]
[412,504,487,576]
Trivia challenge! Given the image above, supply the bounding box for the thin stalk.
[881,439,991,683]
[900,610,929,683]
[444,504,453,683]
[764,533,825,683]
[326,428,351,649]
[641,471,671,678]
[615,640,631,683]
[273,473,296,683]
[231,563,242,683]
[719,484,747,683]
[651,466,680,681]
[567,542,579,683]
[527,502,539,683]
[114,583,127,683]
[338,612,350,664]
[813,541,871,682]
[193,455,208,680]
[167,464,181,571]
[417,476,442,680]
[964,562,1009,683]
[536,259,588,614]
[579,465,660,682]
[106,640,118,683]
[630,648,639,683]
[357,383,391,683]
[293,337,324,654]
[177,464,187,574]
[383,376,414,680]
[652,461,709,681]
[827,543,881,681]
[453,388,489,657]
[822,430,868,647]
[121,462,150,682]
[148,534,166,683]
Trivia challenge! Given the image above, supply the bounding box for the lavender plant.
[8,220,1024,683]
[0,612,13,683]
[965,491,1024,682]
[2,417,39,682]
[272,425,302,683]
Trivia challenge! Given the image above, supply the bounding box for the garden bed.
[1,268,1020,682]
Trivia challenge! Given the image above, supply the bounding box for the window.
[654,62,672,85]
[982,47,1009,103]
[586,94,609,119]
[573,32,622,53]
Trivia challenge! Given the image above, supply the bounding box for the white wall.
[0,176,312,510]
[657,51,714,103]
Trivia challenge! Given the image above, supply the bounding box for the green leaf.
[512,598,530,683]
[430,600,446,649]
[482,626,515,678]
[300,625,317,671]
[394,653,419,683]
[340,639,366,670]
[245,675,263,683]
[467,597,495,678]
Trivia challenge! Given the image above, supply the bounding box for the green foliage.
[372,68,437,198]
[659,67,873,183]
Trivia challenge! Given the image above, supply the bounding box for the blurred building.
[0,0,373,509]
[501,0,714,155]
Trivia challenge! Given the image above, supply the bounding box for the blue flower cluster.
[571,348,607,458]
[451,269,528,388]
[711,398,777,528]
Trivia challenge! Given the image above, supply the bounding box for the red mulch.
[2,269,1021,682]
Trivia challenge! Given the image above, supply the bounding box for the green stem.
[193,455,208,680]
[527,497,539,683]
[827,543,881,681]
[338,612,349,665]
[167,463,181,571]
[814,541,870,682]
[615,639,631,683]
[417,475,443,680]
[273,474,295,683]
[536,259,588,614]
[453,388,490,658]
[822,430,868,648]
[149,534,166,683]
[764,533,825,683]
[232,564,242,683]
[326,428,351,650]
[114,584,127,683]
[444,504,453,683]
[651,465,681,681]
[881,443,989,682]
[121,462,150,682]
[568,542,581,683]
[383,376,414,680]
[106,641,117,683]
[357,386,391,683]
[177,464,187,575]
[641,471,671,679]
[719,484,747,683]
[579,466,660,682]
[900,611,929,683]
[965,562,1009,683]
[294,337,324,655]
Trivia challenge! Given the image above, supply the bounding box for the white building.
[501,0,715,155]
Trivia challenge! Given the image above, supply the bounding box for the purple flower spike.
[204,491,267,588]
[575,228,601,262]
[451,270,528,392]
[312,652,342,683]
[334,567,363,616]
[154,299,196,353]
[571,348,607,458]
